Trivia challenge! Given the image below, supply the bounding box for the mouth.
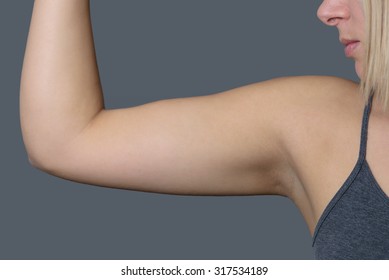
[340,39,360,58]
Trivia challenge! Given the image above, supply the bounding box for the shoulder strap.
[359,95,374,160]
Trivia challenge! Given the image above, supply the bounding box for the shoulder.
[239,75,360,120]
[245,76,362,195]
[260,75,362,149]
[259,76,364,219]
[243,75,361,137]
[258,75,362,146]
[250,75,359,101]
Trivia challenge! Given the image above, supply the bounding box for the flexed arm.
[20,0,308,197]
[20,0,104,167]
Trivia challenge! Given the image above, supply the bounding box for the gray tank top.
[312,95,389,259]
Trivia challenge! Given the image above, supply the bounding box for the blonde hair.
[361,0,389,112]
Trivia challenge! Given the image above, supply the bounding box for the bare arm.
[20,0,302,196]
[20,0,104,167]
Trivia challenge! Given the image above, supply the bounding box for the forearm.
[20,0,104,165]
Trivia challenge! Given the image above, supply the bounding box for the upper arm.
[40,76,332,196]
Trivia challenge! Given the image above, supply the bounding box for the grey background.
[1,1,358,259]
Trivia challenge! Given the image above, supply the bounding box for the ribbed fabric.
[312,96,389,259]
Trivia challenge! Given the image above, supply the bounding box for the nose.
[317,0,350,26]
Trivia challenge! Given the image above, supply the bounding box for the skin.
[317,0,365,77]
[318,0,389,212]
[20,0,388,236]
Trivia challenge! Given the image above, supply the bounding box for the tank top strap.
[359,94,374,160]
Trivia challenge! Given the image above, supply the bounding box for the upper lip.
[340,39,360,46]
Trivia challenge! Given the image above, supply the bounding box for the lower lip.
[344,41,360,57]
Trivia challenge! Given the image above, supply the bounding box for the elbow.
[24,144,64,175]
[27,153,49,172]
[27,154,40,169]
[21,126,72,174]
[26,151,53,174]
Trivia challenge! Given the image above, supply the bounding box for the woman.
[20,0,389,259]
